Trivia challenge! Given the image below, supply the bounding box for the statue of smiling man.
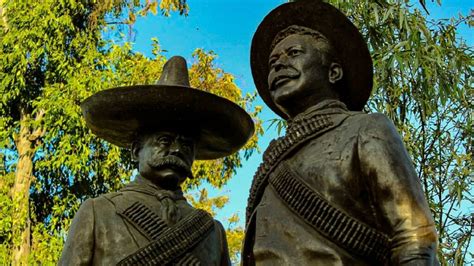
[243,0,439,265]
[59,56,254,265]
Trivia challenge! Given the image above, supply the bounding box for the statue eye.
[181,140,193,150]
[268,58,277,68]
[157,136,172,145]
[288,49,302,56]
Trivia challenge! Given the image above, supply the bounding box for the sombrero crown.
[81,56,255,160]
[251,0,373,119]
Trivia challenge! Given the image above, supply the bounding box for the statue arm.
[59,199,95,265]
[215,220,231,266]
[358,113,439,265]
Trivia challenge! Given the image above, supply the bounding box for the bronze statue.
[242,0,439,265]
[59,56,254,265]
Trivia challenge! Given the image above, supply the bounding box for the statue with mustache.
[243,0,439,265]
[59,56,255,265]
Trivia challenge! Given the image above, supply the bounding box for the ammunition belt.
[174,253,201,265]
[269,162,390,263]
[120,201,168,240]
[118,202,213,265]
[246,113,338,224]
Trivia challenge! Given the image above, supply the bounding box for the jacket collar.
[121,175,185,201]
[292,100,348,121]
[287,100,349,131]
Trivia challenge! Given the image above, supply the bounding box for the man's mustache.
[268,68,300,90]
[148,155,193,178]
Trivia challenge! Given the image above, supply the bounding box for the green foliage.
[271,1,473,264]
[225,214,245,264]
[0,171,14,264]
[0,0,262,264]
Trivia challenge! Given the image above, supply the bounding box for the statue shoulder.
[100,191,124,201]
[213,219,226,233]
[72,198,96,221]
[357,112,399,137]
[344,111,390,126]
[75,191,124,216]
[338,112,396,135]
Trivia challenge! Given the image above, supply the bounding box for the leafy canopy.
[0,0,262,264]
[271,1,472,264]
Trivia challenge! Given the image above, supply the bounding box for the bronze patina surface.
[60,56,254,265]
[243,0,439,265]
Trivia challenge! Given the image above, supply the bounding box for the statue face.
[267,34,335,116]
[132,130,195,189]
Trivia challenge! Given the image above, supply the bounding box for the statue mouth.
[274,77,292,88]
[269,69,300,91]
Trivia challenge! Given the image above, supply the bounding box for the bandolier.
[117,201,213,265]
[244,104,391,263]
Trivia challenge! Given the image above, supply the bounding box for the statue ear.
[328,62,343,84]
[131,141,140,162]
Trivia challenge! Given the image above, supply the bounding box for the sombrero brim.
[251,0,373,119]
[81,85,255,160]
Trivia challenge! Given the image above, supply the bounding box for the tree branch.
[28,109,45,142]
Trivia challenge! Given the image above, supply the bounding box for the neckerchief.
[122,176,185,225]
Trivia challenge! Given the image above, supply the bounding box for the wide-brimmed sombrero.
[81,56,255,160]
[251,0,373,119]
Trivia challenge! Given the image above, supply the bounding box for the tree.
[272,0,472,264]
[352,2,472,263]
[0,0,262,264]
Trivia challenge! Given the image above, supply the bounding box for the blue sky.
[129,0,473,226]
[132,0,288,226]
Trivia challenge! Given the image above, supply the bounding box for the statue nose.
[167,141,188,163]
[274,54,290,71]
[169,141,182,153]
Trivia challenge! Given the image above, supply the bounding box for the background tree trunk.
[11,108,35,265]
[0,0,6,30]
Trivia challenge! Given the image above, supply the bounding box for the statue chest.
[287,129,361,193]
[276,127,376,226]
